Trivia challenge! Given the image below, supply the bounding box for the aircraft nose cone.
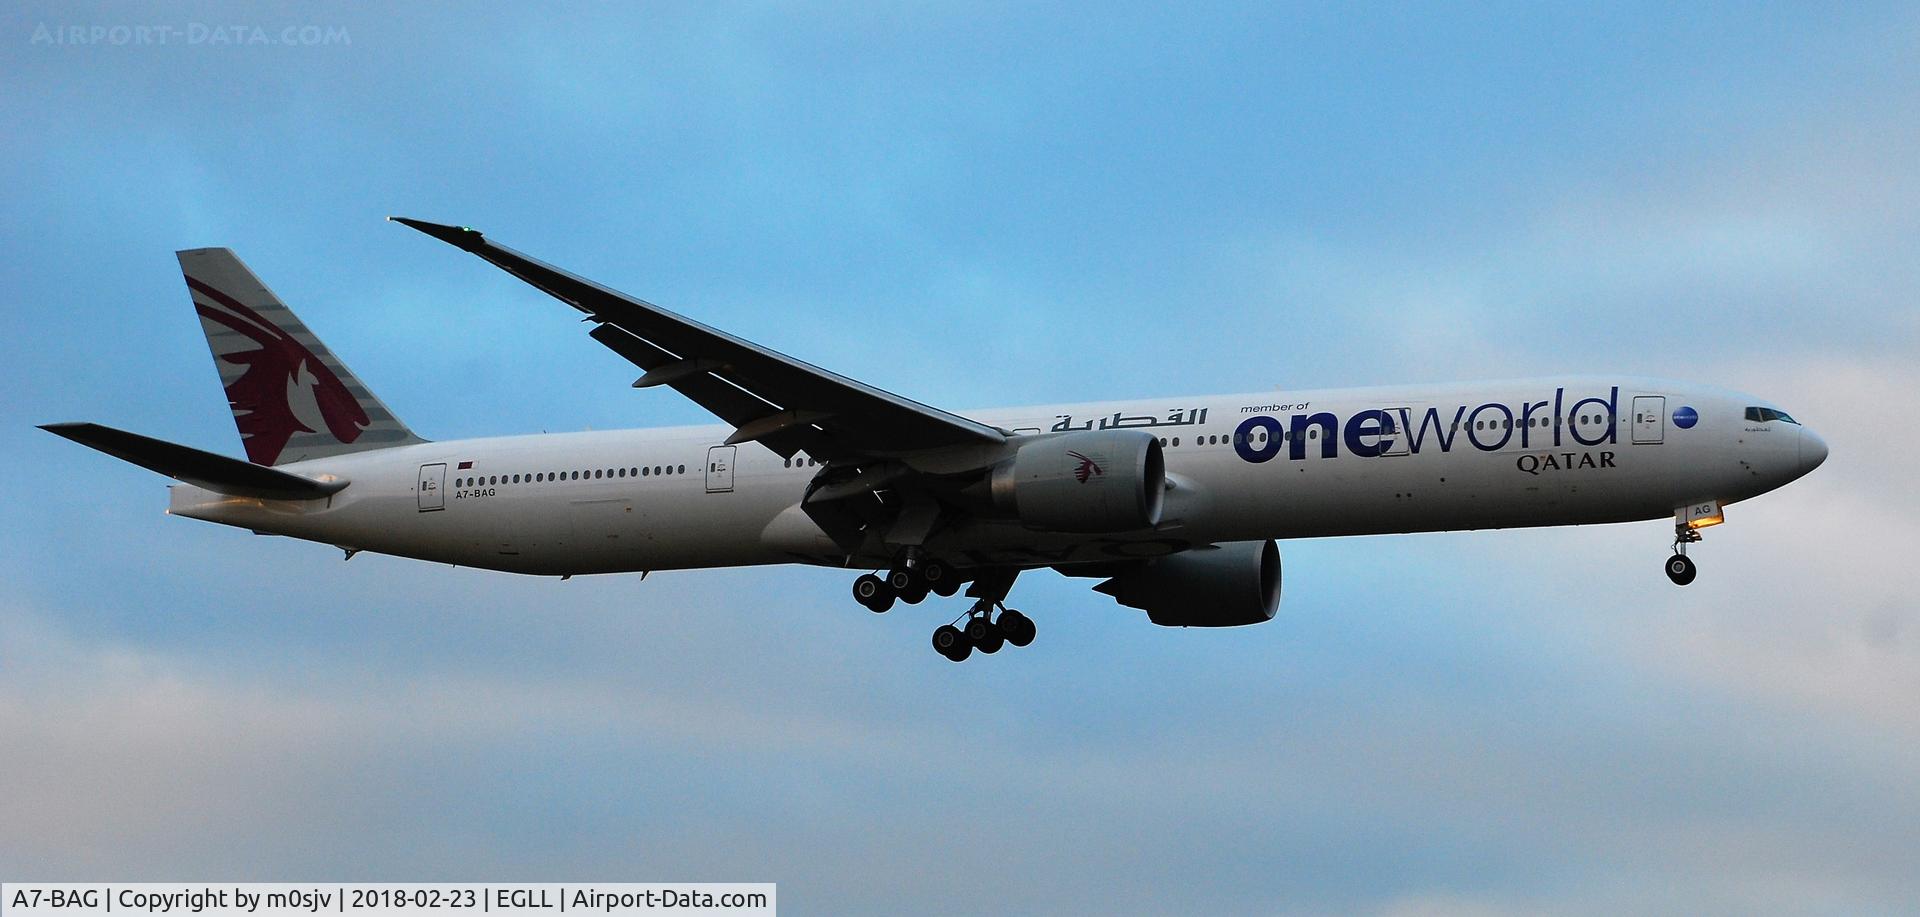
[1800,427,1829,474]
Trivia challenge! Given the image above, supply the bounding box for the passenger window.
[641,467,649,476]
[1172,437,1180,447]
[678,465,686,474]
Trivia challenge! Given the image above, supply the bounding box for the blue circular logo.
[1672,405,1699,429]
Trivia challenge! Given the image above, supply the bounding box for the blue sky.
[5,3,1919,914]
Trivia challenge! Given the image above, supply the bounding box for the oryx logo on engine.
[1067,450,1103,483]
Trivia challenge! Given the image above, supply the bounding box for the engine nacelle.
[1094,540,1281,627]
[989,430,1165,533]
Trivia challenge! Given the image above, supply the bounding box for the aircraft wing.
[392,218,1007,461]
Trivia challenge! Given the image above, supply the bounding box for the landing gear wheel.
[1665,554,1697,586]
[921,559,956,596]
[974,620,1005,655]
[932,624,971,662]
[900,582,930,605]
[853,574,894,612]
[887,568,916,592]
[998,609,1036,647]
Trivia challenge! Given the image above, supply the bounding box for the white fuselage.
[168,376,1825,577]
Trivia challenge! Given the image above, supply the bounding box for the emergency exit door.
[705,445,736,493]
[1632,396,1666,444]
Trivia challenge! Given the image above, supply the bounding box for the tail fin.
[178,248,425,465]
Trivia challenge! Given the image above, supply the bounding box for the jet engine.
[1093,539,1281,627]
[989,430,1165,533]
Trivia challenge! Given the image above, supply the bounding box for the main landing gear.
[852,561,1033,662]
[932,605,1035,663]
[851,556,960,613]
[1666,521,1701,586]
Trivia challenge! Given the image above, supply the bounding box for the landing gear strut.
[1666,522,1701,586]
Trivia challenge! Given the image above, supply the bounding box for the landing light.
[1679,500,1725,529]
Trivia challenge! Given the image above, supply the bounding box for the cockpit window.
[1745,406,1799,425]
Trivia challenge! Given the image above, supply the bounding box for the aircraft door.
[417,463,446,511]
[1632,396,1666,444]
[1381,407,1411,456]
[705,445,736,493]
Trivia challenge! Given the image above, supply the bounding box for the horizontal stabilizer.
[39,422,348,501]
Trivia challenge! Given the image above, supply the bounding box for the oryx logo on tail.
[178,248,424,466]
[187,275,368,465]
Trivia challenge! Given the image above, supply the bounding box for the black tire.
[975,624,1005,655]
[853,574,892,612]
[999,609,1036,647]
[964,616,993,645]
[1665,554,1697,586]
[931,576,962,598]
[900,582,930,605]
[922,559,952,589]
[932,624,970,662]
[888,567,916,592]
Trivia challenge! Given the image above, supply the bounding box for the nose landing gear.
[1666,521,1701,586]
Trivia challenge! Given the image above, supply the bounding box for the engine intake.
[1094,540,1282,627]
[990,430,1165,533]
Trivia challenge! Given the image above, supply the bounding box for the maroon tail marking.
[186,276,368,465]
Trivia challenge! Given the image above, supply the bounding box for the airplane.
[42,218,1830,662]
